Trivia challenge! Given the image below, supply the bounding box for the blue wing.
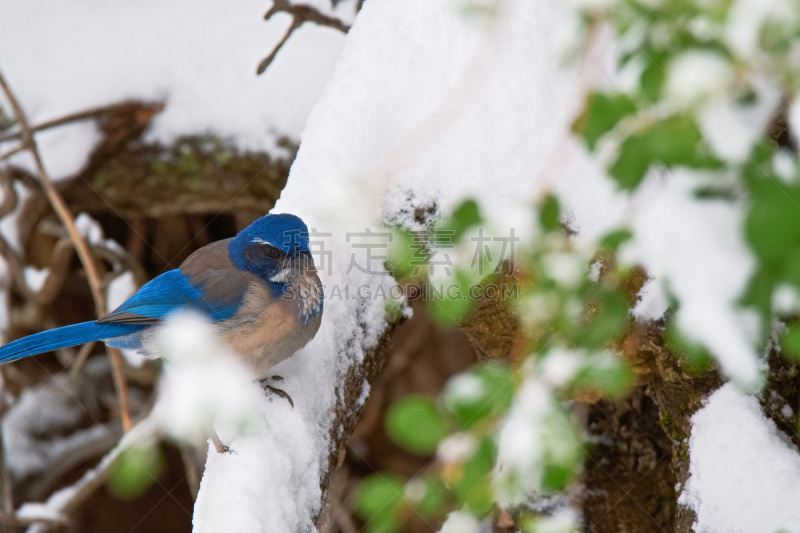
[100,238,258,325]
[97,269,240,324]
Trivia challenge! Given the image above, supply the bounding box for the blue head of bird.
[228,213,318,294]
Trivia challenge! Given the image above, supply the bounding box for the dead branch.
[0,145,25,162]
[257,0,350,75]
[0,103,140,145]
[0,511,66,529]
[0,169,34,304]
[0,71,132,431]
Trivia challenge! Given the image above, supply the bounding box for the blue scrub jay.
[0,213,324,379]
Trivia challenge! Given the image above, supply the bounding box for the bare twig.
[257,0,350,75]
[0,70,132,432]
[29,236,75,306]
[68,342,96,381]
[0,144,25,161]
[0,511,66,528]
[0,102,157,145]
[0,170,33,305]
[257,18,304,76]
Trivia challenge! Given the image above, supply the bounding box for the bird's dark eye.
[262,243,282,259]
[246,242,283,262]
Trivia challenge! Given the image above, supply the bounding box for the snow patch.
[680,384,800,533]
[632,278,669,322]
[0,0,348,178]
[624,171,764,391]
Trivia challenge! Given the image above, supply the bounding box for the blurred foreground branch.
[20,416,160,533]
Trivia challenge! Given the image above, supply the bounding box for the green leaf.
[539,194,562,232]
[782,250,800,290]
[665,325,714,373]
[781,325,800,362]
[740,266,776,319]
[640,50,668,102]
[107,446,165,500]
[437,198,484,242]
[414,479,446,517]
[573,356,634,399]
[572,91,637,150]
[354,474,405,533]
[386,227,417,279]
[599,229,633,253]
[610,115,712,190]
[744,176,800,265]
[454,437,495,516]
[542,463,573,492]
[609,137,651,189]
[429,270,476,326]
[385,395,448,455]
[540,409,583,491]
[577,288,629,349]
[443,364,514,428]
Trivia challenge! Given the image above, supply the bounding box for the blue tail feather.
[0,321,147,364]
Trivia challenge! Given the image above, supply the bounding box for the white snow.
[624,171,764,391]
[538,349,583,388]
[680,383,800,533]
[632,278,669,322]
[773,284,800,315]
[492,380,551,506]
[725,0,797,59]
[543,251,587,288]
[3,384,98,480]
[533,508,581,533]
[696,74,782,163]
[153,313,265,445]
[444,373,485,403]
[196,0,621,528]
[588,260,602,283]
[74,213,104,245]
[106,271,148,367]
[790,98,800,148]
[665,50,733,107]
[21,415,163,533]
[16,501,64,522]
[23,266,48,293]
[437,432,478,464]
[773,150,797,182]
[355,379,371,410]
[439,510,484,533]
[0,0,790,529]
[0,0,349,178]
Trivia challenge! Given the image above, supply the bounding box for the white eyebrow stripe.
[269,268,291,283]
